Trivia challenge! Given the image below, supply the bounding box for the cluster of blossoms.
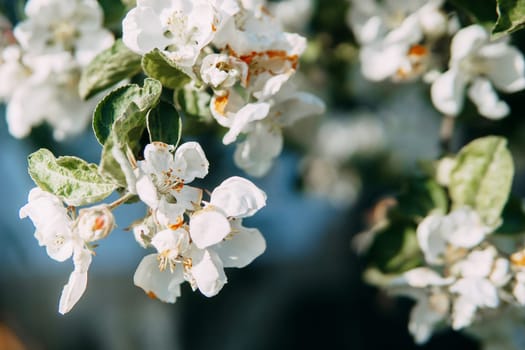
[375,207,525,344]
[0,0,114,140]
[21,141,267,313]
[122,0,324,176]
[347,0,525,120]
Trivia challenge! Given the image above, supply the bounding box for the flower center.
[50,20,78,51]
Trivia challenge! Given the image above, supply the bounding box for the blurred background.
[2,0,525,349]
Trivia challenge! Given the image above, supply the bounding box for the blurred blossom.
[0,0,114,140]
[300,111,384,207]
[347,0,453,82]
[268,0,314,33]
[431,24,525,119]
[371,207,525,344]
[315,112,385,162]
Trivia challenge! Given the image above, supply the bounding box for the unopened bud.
[76,205,115,242]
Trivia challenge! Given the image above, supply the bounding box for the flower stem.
[108,192,136,210]
[439,115,455,155]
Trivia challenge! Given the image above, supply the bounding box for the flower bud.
[76,205,115,242]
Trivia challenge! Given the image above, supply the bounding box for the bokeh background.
[2,0,525,348]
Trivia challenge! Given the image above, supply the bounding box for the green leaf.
[93,78,162,144]
[97,0,129,30]
[495,196,525,234]
[449,136,514,226]
[449,0,498,29]
[391,178,448,220]
[100,103,148,186]
[79,39,142,100]
[142,49,191,90]
[174,84,212,121]
[367,221,422,274]
[493,0,525,36]
[28,148,117,206]
[147,101,182,147]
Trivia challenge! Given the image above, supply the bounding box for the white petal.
[467,78,509,119]
[450,24,488,63]
[359,44,406,81]
[59,270,88,314]
[213,224,266,268]
[402,267,453,288]
[156,197,186,228]
[210,176,266,218]
[450,277,499,308]
[190,248,227,297]
[222,103,270,145]
[430,69,466,116]
[173,142,209,182]
[481,43,525,92]
[490,257,510,287]
[122,6,170,54]
[416,214,447,265]
[451,295,477,330]
[233,123,283,177]
[409,295,447,344]
[135,172,160,209]
[151,228,189,256]
[170,185,203,211]
[273,90,326,127]
[189,209,231,249]
[134,254,185,303]
[452,246,496,278]
[513,272,525,304]
[444,208,491,248]
[141,142,173,175]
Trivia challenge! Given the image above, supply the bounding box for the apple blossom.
[431,25,525,119]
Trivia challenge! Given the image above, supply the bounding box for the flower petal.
[190,209,231,249]
[213,224,266,268]
[481,43,525,92]
[190,248,227,297]
[210,176,266,218]
[134,253,185,303]
[430,68,466,116]
[416,214,447,265]
[450,24,488,63]
[58,270,88,314]
[173,142,209,182]
[233,122,283,177]
[222,102,270,145]
[467,78,509,119]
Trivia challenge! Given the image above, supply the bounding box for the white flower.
[14,0,114,66]
[348,0,448,81]
[200,53,248,89]
[431,24,525,119]
[0,45,31,102]
[268,0,314,32]
[211,81,324,176]
[449,247,506,329]
[134,253,186,303]
[417,208,491,264]
[19,187,108,313]
[20,187,75,262]
[189,176,266,248]
[123,0,237,68]
[389,267,451,344]
[6,53,97,140]
[135,141,208,226]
